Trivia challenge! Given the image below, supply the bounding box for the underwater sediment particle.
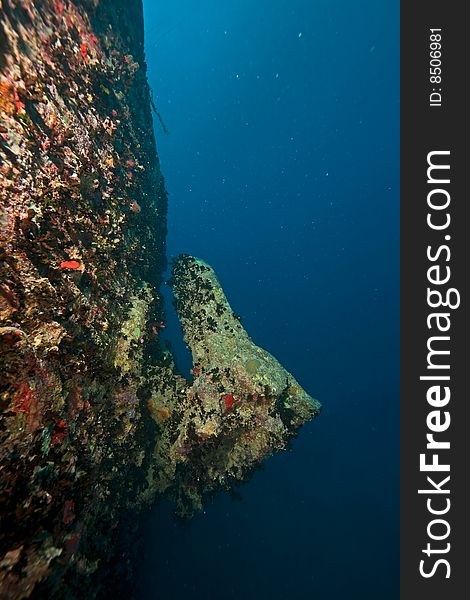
[150,255,320,515]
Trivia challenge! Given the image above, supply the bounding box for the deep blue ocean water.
[137,1,399,598]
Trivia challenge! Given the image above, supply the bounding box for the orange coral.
[0,82,16,115]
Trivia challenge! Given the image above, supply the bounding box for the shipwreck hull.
[0,2,319,597]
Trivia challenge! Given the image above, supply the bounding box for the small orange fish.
[60,260,81,270]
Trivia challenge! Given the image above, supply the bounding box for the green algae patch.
[113,284,153,373]
[245,358,261,374]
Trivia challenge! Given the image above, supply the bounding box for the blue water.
[138,1,399,598]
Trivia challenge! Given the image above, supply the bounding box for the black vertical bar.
[401,3,468,599]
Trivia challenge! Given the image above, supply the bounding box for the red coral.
[15,100,25,115]
[62,500,75,525]
[12,382,43,432]
[64,530,81,557]
[80,42,88,60]
[53,0,64,16]
[85,33,98,51]
[0,327,23,344]
[222,394,238,411]
[13,382,35,414]
[67,383,84,417]
[51,420,68,446]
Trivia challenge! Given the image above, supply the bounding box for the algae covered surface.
[1,0,166,596]
[147,255,320,516]
[0,0,319,597]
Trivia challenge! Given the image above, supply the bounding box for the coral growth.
[145,255,320,517]
[0,0,167,596]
